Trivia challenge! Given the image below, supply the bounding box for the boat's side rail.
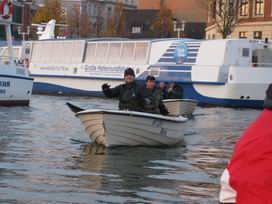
[76,109,188,122]
[0,55,26,67]
[250,63,272,68]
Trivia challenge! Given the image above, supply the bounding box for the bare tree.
[150,3,174,38]
[66,5,81,38]
[90,0,105,37]
[66,4,92,38]
[200,0,248,38]
[104,2,126,37]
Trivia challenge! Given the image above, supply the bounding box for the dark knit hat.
[146,75,156,82]
[264,84,272,109]
[124,68,135,78]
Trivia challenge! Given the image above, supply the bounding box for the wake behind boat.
[163,99,198,117]
[67,102,187,147]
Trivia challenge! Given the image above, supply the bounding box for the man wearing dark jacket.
[167,82,183,99]
[141,76,169,115]
[102,68,143,112]
[159,81,168,100]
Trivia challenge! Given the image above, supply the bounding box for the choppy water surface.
[0,95,261,203]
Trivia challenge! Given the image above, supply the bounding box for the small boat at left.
[67,103,188,147]
[0,4,33,106]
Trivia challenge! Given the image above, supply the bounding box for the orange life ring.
[0,0,13,20]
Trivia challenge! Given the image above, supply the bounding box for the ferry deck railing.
[0,55,27,67]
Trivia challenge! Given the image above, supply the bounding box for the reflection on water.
[0,95,261,203]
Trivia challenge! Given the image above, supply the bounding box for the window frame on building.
[253,31,262,39]
[254,0,264,16]
[240,0,249,16]
[219,0,225,16]
[239,31,247,39]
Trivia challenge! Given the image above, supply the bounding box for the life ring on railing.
[0,0,13,20]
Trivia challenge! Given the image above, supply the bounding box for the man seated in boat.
[219,84,272,204]
[102,68,143,112]
[158,81,168,100]
[141,75,169,116]
[167,82,183,99]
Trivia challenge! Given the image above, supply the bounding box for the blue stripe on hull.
[181,83,263,109]
[33,81,264,109]
[33,82,104,96]
[0,74,33,81]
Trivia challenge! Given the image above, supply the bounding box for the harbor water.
[0,95,261,204]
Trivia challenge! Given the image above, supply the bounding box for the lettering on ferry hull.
[0,81,10,87]
[40,66,69,71]
[82,65,129,77]
[0,89,6,94]
[34,64,134,78]
[82,65,127,73]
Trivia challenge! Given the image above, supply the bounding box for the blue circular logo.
[174,43,188,64]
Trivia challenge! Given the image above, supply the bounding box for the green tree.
[32,0,63,24]
[32,0,63,36]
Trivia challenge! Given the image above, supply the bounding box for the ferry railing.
[251,63,272,68]
[0,55,27,67]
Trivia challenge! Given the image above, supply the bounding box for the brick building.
[206,0,272,40]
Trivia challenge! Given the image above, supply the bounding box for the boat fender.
[0,0,12,20]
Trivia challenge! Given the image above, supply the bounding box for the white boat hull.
[0,64,33,106]
[76,110,187,147]
[163,99,198,116]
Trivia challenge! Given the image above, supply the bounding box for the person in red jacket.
[220,84,272,204]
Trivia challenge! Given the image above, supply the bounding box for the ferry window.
[30,42,43,63]
[150,68,160,77]
[242,48,250,57]
[108,43,121,63]
[71,41,85,63]
[50,42,62,62]
[253,31,262,39]
[120,43,135,63]
[134,42,149,63]
[96,43,109,62]
[2,47,20,59]
[61,42,74,63]
[254,0,264,16]
[85,43,97,63]
[240,0,249,16]
[25,48,30,54]
[41,42,53,63]
[239,31,247,39]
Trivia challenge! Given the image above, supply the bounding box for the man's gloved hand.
[144,98,152,106]
[102,83,110,91]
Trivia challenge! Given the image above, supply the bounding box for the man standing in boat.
[167,82,183,99]
[158,81,168,100]
[102,68,143,112]
[141,75,169,115]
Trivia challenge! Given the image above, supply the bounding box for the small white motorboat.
[163,99,198,117]
[67,103,187,147]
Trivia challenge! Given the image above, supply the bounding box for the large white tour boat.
[25,37,272,108]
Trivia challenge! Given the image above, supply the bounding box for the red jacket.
[220,109,272,204]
